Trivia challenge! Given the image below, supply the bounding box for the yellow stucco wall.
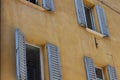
[1,0,120,80]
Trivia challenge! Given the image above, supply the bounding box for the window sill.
[86,28,105,38]
[19,0,46,11]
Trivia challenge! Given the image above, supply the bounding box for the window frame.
[26,43,44,80]
[95,66,105,80]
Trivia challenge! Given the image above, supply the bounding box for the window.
[84,56,118,80]
[75,0,109,37]
[27,0,38,4]
[84,6,95,30]
[26,44,41,80]
[16,29,62,80]
[95,67,105,80]
[26,0,54,11]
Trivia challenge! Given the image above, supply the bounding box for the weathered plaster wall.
[1,0,120,80]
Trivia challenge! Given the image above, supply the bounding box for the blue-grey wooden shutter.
[75,0,87,27]
[42,0,54,11]
[96,5,109,36]
[16,29,27,80]
[107,65,118,80]
[84,56,97,80]
[46,43,62,80]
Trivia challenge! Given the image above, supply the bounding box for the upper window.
[84,6,95,30]
[27,0,38,4]
[26,0,54,11]
[75,0,109,37]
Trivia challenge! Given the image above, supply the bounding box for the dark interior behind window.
[27,0,37,4]
[95,68,104,79]
[26,44,41,80]
[84,7,93,29]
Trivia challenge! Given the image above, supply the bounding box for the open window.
[27,0,38,4]
[84,56,118,80]
[75,0,109,37]
[95,67,105,80]
[26,44,44,80]
[15,29,44,80]
[26,0,54,11]
[84,6,95,30]
[15,29,62,80]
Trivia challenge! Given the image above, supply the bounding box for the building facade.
[1,0,120,80]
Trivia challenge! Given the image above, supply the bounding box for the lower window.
[95,67,105,80]
[26,44,42,80]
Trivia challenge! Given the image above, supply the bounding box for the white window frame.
[95,66,105,80]
[26,43,44,80]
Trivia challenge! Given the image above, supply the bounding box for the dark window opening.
[26,44,41,80]
[95,68,104,80]
[27,0,38,4]
[84,6,93,29]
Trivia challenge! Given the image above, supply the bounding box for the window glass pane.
[26,44,41,80]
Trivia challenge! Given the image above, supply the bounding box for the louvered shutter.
[84,56,96,80]
[107,65,118,80]
[42,0,54,11]
[75,0,87,27]
[46,43,62,80]
[96,5,109,36]
[16,29,27,80]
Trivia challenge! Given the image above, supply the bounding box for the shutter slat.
[75,0,87,27]
[84,56,96,80]
[16,29,27,80]
[42,0,54,11]
[47,43,62,80]
[96,5,109,36]
[107,65,118,80]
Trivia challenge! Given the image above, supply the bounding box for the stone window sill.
[86,28,106,38]
[19,0,46,11]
